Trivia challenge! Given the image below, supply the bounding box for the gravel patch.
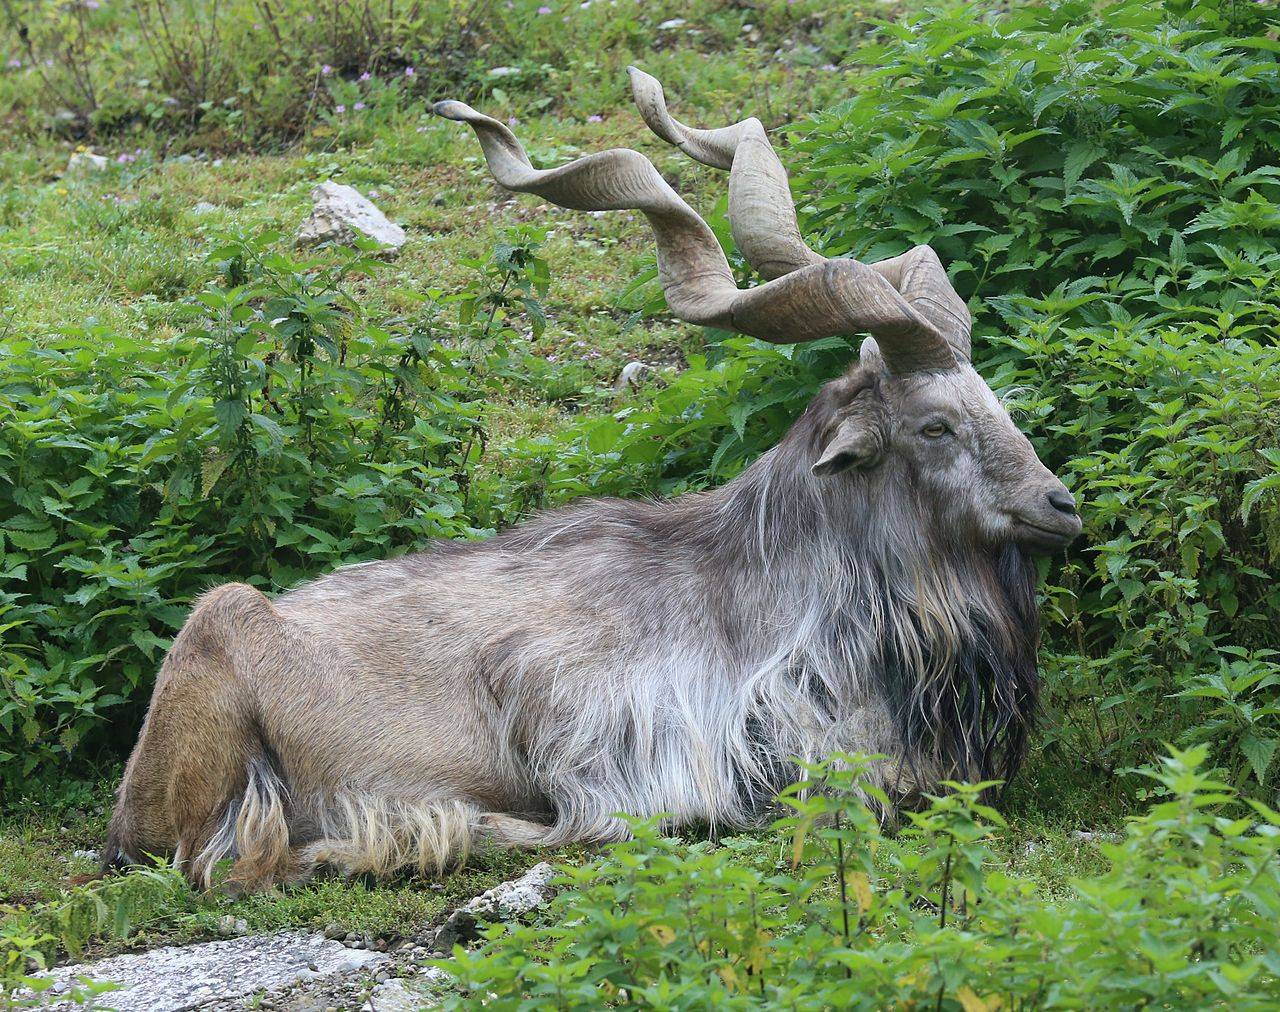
[35,932,388,1011]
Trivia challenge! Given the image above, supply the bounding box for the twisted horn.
[627,67,972,363]
[434,98,955,373]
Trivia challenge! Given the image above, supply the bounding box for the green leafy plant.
[0,232,542,784]
[443,746,1280,1009]
[1,860,190,1007]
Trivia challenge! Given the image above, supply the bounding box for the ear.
[811,377,887,477]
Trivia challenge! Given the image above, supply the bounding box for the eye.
[920,421,952,439]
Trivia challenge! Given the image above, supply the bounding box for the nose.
[1047,487,1077,515]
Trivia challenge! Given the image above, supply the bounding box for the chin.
[1011,520,1080,555]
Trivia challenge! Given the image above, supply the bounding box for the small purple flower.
[508,116,520,126]
[359,71,371,81]
[83,0,99,9]
[821,63,839,72]
[537,4,551,12]
[116,152,135,164]
[404,66,415,77]
[353,101,365,111]
[6,58,20,70]
[305,13,315,21]
[587,114,603,123]
[335,104,346,114]
[321,64,333,76]
[163,96,178,106]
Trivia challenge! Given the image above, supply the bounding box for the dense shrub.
[0,231,552,784]
[793,0,1280,792]
[444,747,1280,1009]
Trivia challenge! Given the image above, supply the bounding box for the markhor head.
[435,67,1081,559]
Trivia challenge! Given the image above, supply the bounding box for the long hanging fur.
[464,401,1042,840]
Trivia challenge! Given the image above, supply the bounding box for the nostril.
[1047,488,1077,515]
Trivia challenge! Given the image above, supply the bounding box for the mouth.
[1011,516,1081,552]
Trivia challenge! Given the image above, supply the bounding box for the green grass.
[0,775,570,957]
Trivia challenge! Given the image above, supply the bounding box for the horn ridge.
[436,92,956,373]
[626,69,972,363]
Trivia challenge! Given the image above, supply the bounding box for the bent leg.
[106,583,287,889]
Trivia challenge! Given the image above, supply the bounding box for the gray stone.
[217,914,249,936]
[296,181,406,254]
[615,360,653,391]
[432,862,556,949]
[362,970,451,1012]
[65,152,108,175]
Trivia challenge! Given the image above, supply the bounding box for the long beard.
[879,542,1041,789]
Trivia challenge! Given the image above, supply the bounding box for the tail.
[190,754,294,890]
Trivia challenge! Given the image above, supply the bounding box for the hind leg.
[106,583,292,890]
[477,813,555,848]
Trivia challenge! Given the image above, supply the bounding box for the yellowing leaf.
[957,986,1002,1012]
[791,813,817,868]
[744,939,770,974]
[846,871,873,913]
[647,924,675,945]
[717,964,741,993]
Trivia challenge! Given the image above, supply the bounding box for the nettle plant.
[0,229,553,785]
[444,746,1280,1009]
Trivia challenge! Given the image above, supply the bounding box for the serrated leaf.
[1064,142,1105,193]
[1240,734,1278,786]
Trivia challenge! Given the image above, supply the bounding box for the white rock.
[191,201,218,214]
[1071,830,1122,844]
[65,152,108,175]
[465,861,557,919]
[488,66,521,77]
[615,360,653,391]
[71,848,100,861]
[296,181,406,254]
[362,974,449,1012]
[657,18,686,30]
